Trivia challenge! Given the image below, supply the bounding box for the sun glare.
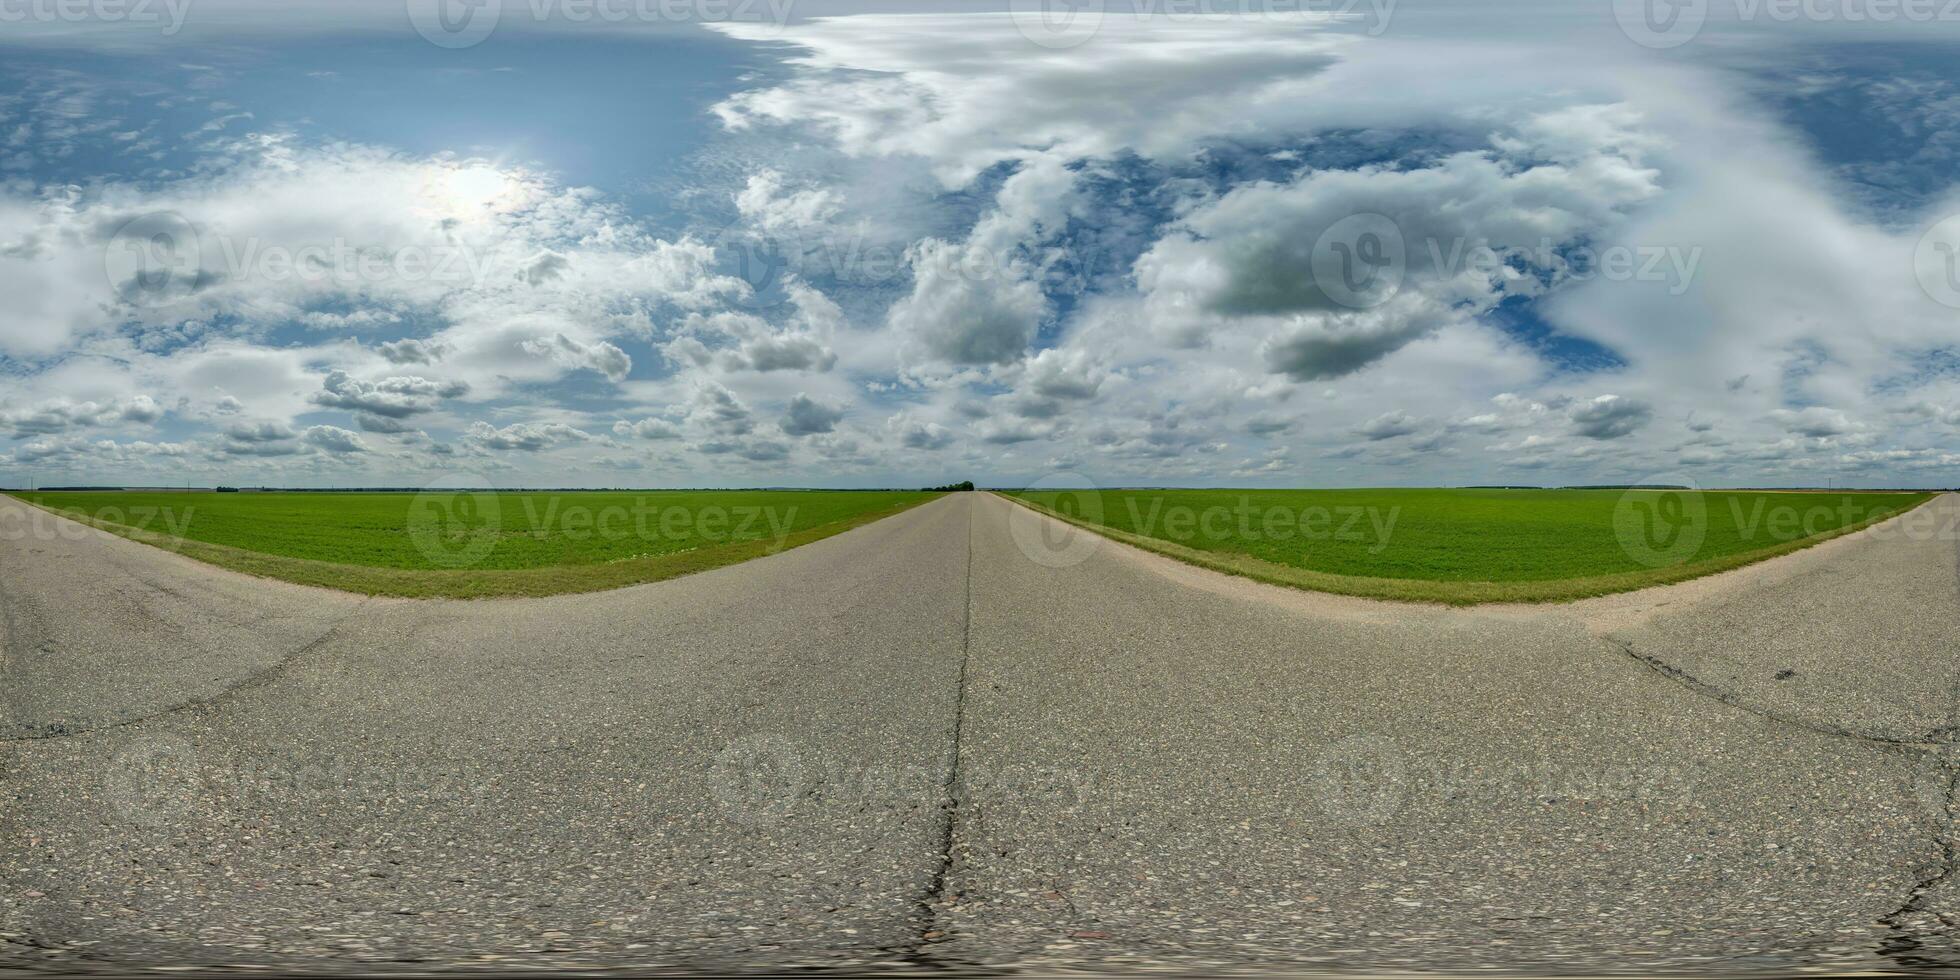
[428,163,522,219]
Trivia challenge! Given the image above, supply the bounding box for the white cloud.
[9,11,1960,488]
[465,421,594,452]
[713,14,1354,188]
[735,169,842,235]
[310,370,469,418]
[1136,107,1661,380]
[303,424,368,454]
[0,395,164,436]
[889,413,954,451]
[1769,406,1859,438]
[520,334,633,382]
[613,417,683,441]
[376,338,452,365]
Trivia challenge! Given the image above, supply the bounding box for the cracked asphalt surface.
[2,490,1957,975]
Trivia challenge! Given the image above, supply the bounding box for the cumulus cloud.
[890,414,954,451]
[376,338,452,365]
[1355,410,1422,441]
[224,420,296,443]
[465,421,593,452]
[887,238,1045,365]
[9,11,1960,489]
[782,394,845,436]
[688,382,756,437]
[0,396,164,436]
[735,169,842,234]
[613,417,684,441]
[310,370,470,418]
[1769,406,1858,438]
[520,334,633,382]
[1570,395,1653,440]
[712,14,1351,187]
[354,413,415,434]
[699,437,791,462]
[1022,348,1105,401]
[518,250,571,287]
[664,283,840,374]
[303,425,368,454]
[1138,107,1660,380]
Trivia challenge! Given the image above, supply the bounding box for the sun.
[428,162,524,219]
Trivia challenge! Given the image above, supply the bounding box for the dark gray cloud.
[782,394,845,436]
[1570,396,1652,440]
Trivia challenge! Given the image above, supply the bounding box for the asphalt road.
[1,490,1957,974]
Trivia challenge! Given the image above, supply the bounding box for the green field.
[9,490,938,598]
[1006,488,1938,604]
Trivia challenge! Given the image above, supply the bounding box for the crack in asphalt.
[910,496,976,956]
[1607,522,1960,970]
[1879,540,1960,968]
[0,598,372,744]
[1607,637,1947,749]
[1879,759,1960,969]
[1601,499,1960,970]
[1610,634,1960,967]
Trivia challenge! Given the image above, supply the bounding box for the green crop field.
[1005,488,1939,604]
[9,490,938,599]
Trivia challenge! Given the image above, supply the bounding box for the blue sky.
[3,1,1960,488]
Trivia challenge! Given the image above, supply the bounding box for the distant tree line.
[927,481,976,492]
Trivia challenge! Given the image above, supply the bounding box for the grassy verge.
[5,492,941,599]
[998,491,1941,605]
